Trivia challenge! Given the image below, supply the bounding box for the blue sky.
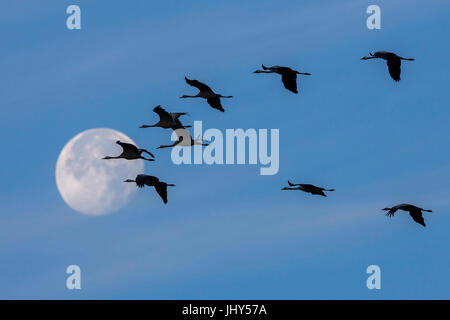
[1,0,450,299]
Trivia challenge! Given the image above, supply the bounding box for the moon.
[55,128,144,216]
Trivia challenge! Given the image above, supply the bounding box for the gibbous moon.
[55,128,144,215]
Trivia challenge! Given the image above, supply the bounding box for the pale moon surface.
[55,128,144,215]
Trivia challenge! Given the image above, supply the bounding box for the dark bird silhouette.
[140,105,191,130]
[180,77,232,112]
[253,64,311,94]
[281,181,335,197]
[157,129,210,149]
[382,204,432,227]
[103,141,154,162]
[124,174,175,204]
[361,51,415,81]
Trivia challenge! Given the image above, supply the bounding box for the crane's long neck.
[254,70,274,73]
[194,142,209,146]
[361,52,377,60]
[400,57,415,61]
[158,143,176,149]
[140,123,159,128]
[193,137,209,145]
[103,156,121,160]
[181,94,201,98]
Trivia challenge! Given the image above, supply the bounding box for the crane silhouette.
[140,105,191,130]
[253,64,311,94]
[281,181,335,197]
[157,129,210,149]
[382,204,432,227]
[361,51,415,81]
[180,77,232,112]
[103,141,154,162]
[124,174,175,204]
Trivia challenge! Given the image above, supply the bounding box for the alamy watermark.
[366,5,381,30]
[66,5,81,30]
[66,265,81,290]
[366,265,381,290]
[168,121,279,175]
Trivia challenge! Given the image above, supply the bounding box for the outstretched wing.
[409,208,426,227]
[264,65,290,73]
[139,149,155,158]
[303,184,326,196]
[135,174,147,188]
[153,105,173,124]
[170,112,189,129]
[206,97,225,112]
[154,183,168,204]
[386,207,399,217]
[281,73,298,94]
[170,121,185,130]
[170,112,188,120]
[117,141,139,154]
[387,59,401,81]
[312,189,327,197]
[157,136,183,149]
[142,175,159,186]
[185,77,214,94]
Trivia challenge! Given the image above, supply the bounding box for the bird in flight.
[124,174,175,204]
[253,64,311,94]
[382,204,432,227]
[181,77,232,112]
[361,51,415,82]
[157,129,210,149]
[281,181,335,197]
[103,141,155,162]
[140,105,191,130]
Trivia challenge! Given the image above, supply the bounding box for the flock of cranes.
[101,50,431,227]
